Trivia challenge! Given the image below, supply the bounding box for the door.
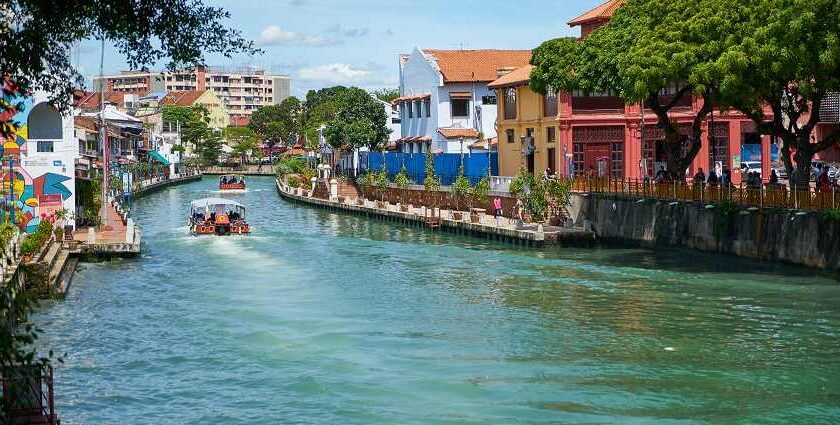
[547,148,556,175]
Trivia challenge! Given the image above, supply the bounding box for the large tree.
[323,87,389,152]
[530,0,747,178]
[1,0,257,133]
[249,98,302,149]
[715,0,840,186]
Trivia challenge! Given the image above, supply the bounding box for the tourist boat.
[219,174,246,191]
[189,198,251,236]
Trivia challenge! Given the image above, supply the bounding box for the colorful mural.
[1,84,74,232]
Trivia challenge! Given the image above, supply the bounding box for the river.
[34,176,840,424]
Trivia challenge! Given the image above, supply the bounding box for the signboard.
[732,154,741,172]
[38,194,63,218]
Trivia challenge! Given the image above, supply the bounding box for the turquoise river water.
[33,176,840,424]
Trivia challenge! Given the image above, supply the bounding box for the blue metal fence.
[360,152,498,185]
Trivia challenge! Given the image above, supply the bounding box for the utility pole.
[98,36,109,226]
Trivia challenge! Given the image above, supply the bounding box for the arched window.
[28,102,62,153]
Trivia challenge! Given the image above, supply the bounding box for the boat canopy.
[190,198,245,211]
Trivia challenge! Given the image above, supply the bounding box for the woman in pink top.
[493,197,503,218]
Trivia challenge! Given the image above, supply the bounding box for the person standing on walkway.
[493,196,503,225]
[515,198,524,228]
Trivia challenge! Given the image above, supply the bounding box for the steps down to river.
[26,239,76,298]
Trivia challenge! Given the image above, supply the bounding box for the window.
[36,141,54,153]
[415,101,422,118]
[504,88,517,120]
[506,129,515,143]
[547,148,556,174]
[408,102,413,118]
[547,126,556,144]
[610,142,624,179]
[425,100,431,117]
[482,96,497,105]
[573,143,584,176]
[451,98,469,118]
[544,86,558,117]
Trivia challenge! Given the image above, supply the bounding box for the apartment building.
[92,71,167,95]
[93,66,291,125]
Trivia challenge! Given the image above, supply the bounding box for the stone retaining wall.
[570,194,840,271]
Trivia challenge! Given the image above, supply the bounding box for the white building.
[9,91,79,231]
[394,48,531,154]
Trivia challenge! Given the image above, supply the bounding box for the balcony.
[572,96,625,114]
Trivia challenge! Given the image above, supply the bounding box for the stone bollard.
[329,179,338,201]
[126,219,135,244]
[536,224,545,242]
[87,227,96,244]
[310,177,317,195]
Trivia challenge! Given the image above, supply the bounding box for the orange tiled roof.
[568,0,626,26]
[74,115,98,131]
[392,93,431,105]
[160,90,206,106]
[471,137,498,150]
[76,91,125,110]
[488,65,534,89]
[438,128,479,139]
[421,49,532,83]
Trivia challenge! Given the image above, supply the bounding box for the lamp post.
[459,137,465,170]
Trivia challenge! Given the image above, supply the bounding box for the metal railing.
[1,365,57,425]
[571,178,840,211]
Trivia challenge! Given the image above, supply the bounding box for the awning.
[149,150,171,166]
[449,92,472,99]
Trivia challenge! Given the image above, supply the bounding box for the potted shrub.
[470,176,490,223]
[423,149,442,216]
[374,169,390,209]
[546,178,572,226]
[394,166,411,212]
[451,169,472,221]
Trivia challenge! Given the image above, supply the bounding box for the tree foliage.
[531,0,746,177]
[1,0,258,121]
[323,88,390,151]
[372,88,400,104]
[714,0,840,185]
[531,0,840,183]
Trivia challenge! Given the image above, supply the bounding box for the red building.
[557,0,771,184]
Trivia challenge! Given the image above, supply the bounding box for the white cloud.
[298,63,372,83]
[257,25,331,47]
[295,63,397,92]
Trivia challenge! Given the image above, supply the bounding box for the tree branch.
[663,85,694,110]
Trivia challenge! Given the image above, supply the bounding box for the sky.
[73,0,605,98]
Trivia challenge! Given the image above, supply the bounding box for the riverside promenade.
[70,171,201,257]
[276,178,594,247]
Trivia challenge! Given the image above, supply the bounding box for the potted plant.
[423,149,441,216]
[394,166,411,212]
[546,178,572,226]
[374,169,390,209]
[470,175,490,223]
[451,168,472,221]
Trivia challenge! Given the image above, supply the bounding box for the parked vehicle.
[740,161,762,177]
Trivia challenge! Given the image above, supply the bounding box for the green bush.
[819,208,840,221]
[451,171,472,211]
[21,237,39,256]
[472,176,490,210]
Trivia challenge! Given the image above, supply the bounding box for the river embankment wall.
[568,194,840,270]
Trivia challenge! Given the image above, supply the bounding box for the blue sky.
[74,0,604,97]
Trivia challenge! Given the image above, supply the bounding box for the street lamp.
[459,137,465,170]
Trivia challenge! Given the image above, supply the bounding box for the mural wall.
[1,84,77,232]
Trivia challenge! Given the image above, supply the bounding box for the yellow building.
[488,65,560,177]
[160,90,230,129]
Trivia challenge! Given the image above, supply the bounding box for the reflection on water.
[34,176,840,424]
